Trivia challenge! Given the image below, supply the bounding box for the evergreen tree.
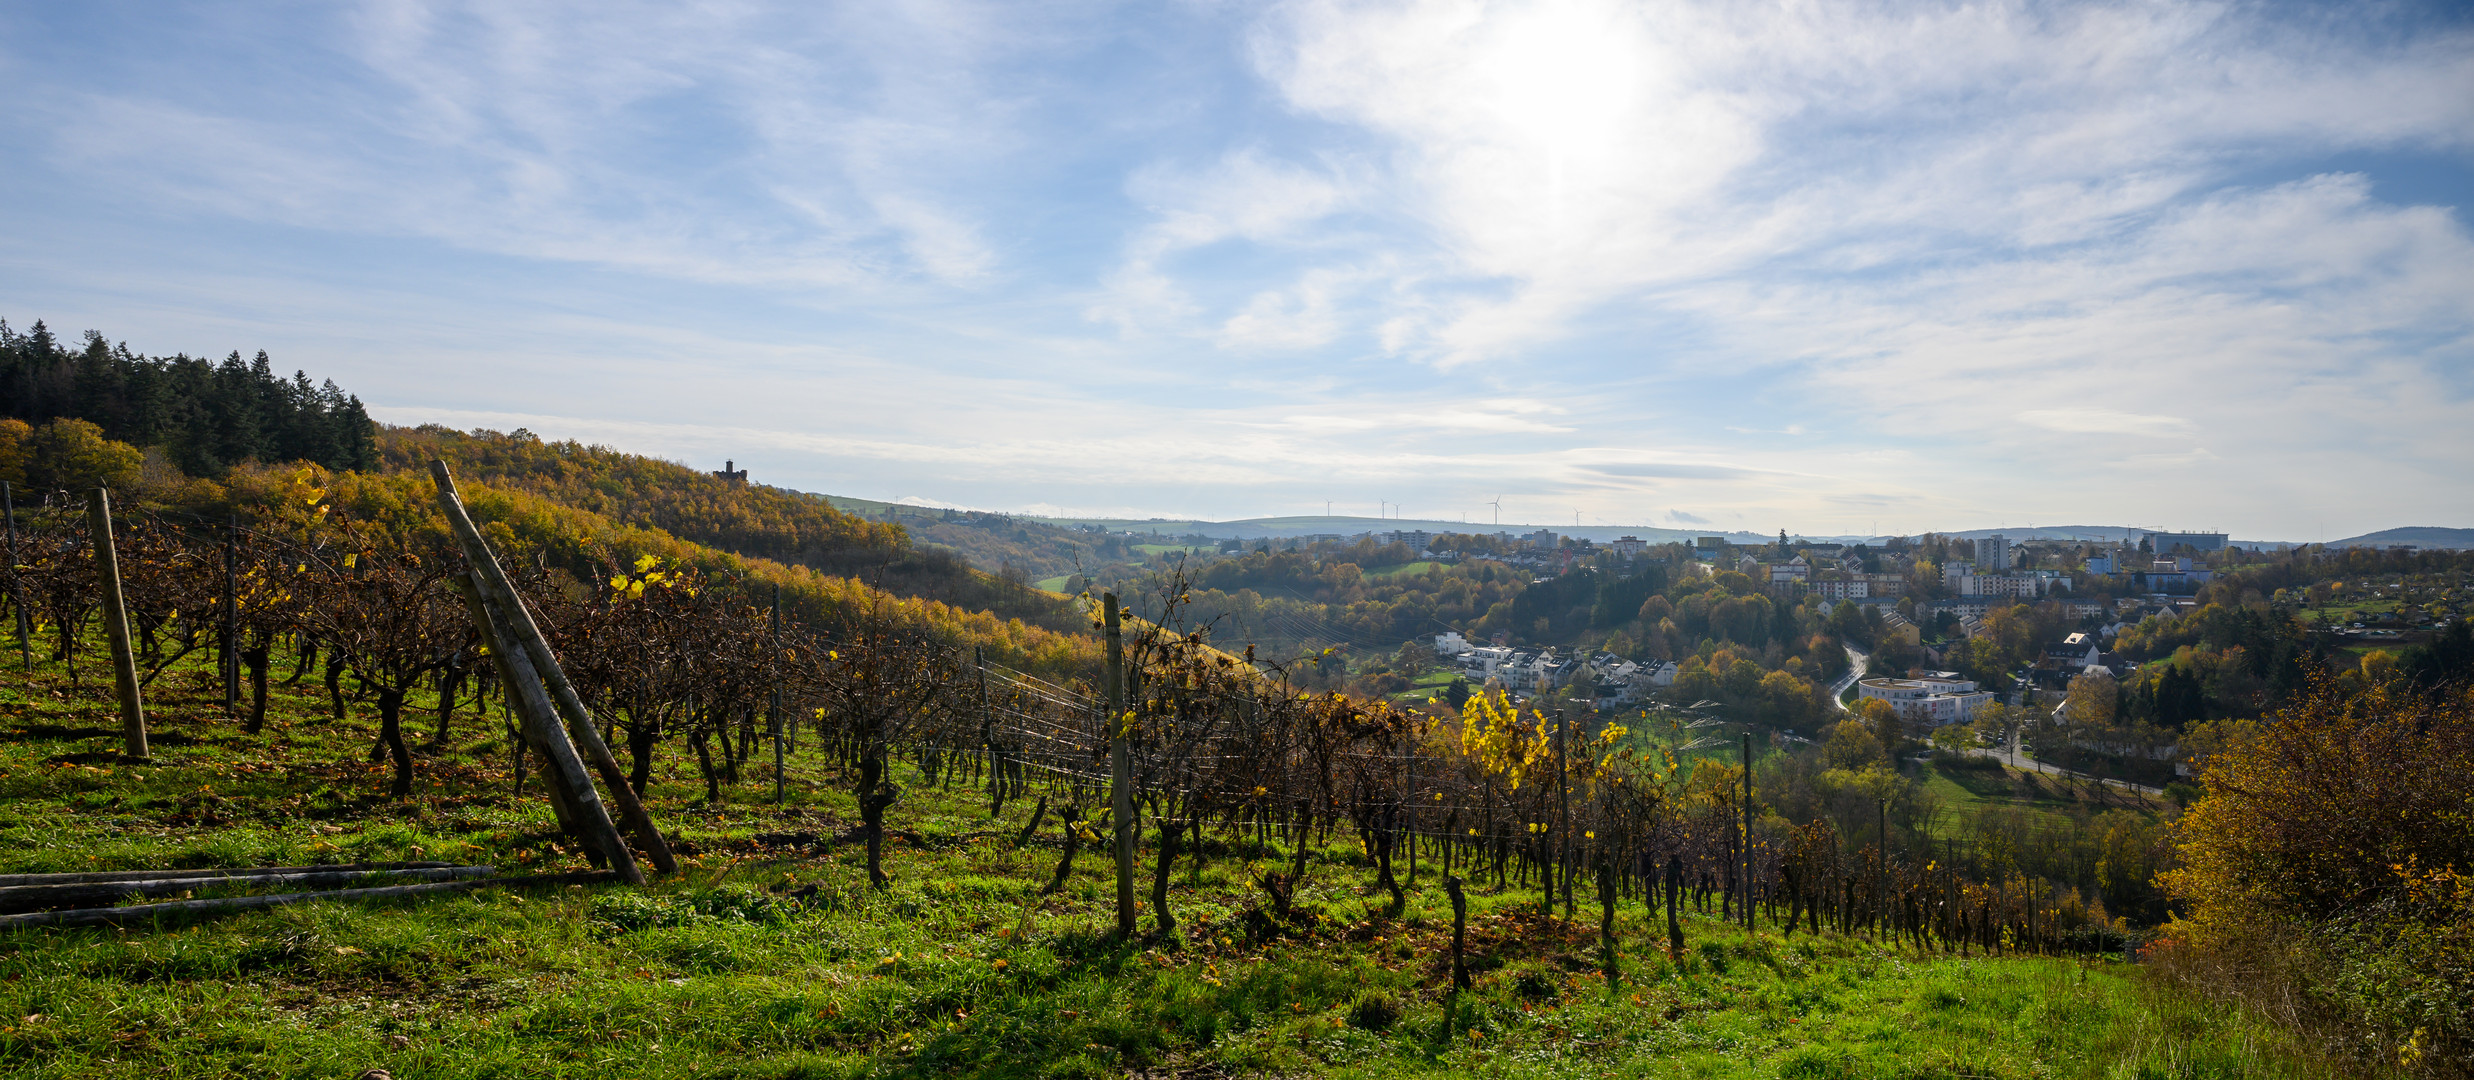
[0,317,375,476]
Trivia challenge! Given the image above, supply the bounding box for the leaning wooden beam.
[452,571,640,884]
[0,871,620,931]
[0,865,494,915]
[0,861,455,888]
[429,460,676,877]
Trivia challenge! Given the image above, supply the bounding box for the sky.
[1,0,2469,541]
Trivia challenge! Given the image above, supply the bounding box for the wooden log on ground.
[0,865,494,914]
[0,871,618,931]
[0,862,455,888]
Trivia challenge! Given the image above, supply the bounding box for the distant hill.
[2326,526,2474,550]
[379,426,1091,636]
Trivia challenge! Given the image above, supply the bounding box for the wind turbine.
[1487,496,1502,525]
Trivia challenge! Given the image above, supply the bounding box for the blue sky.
[2,0,2468,540]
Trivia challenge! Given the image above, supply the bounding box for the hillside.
[0,654,2343,1080]
[379,426,1091,637]
[2328,526,2474,550]
[818,496,1149,586]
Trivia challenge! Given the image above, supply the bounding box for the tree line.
[0,319,375,477]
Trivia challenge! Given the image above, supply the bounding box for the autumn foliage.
[2160,678,2474,1073]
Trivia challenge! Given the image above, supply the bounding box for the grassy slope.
[0,651,2348,1079]
[377,427,1092,640]
[1914,761,2165,836]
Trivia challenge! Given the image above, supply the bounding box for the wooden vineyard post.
[429,461,672,880]
[1403,732,1416,885]
[1876,797,1888,943]
[453,570,636,883]
[1556,707,1571,918]
[3,482,26,672]
[87,489,147,759]
[771,585,784,804]
[1665,854,1685,959]
[1105,592,1136,940]
[223,515,239,714]
[1743,731,1755,931]
[1445,874,1472,990]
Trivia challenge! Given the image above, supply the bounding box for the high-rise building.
[1974,534,2010,570]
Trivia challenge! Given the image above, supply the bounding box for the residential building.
[1458,646,1514,679]
[1628,660,1680,692]
[1810,577,1869,601]
[2139,530,2229,554]
[1610,536,1648,559]
[1433,632,1473,656]
[1974,535,2011,570]
[1856,673,1993,726]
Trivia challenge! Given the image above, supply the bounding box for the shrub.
[2159,679,2474,1071]
[1346,990,1400,1032]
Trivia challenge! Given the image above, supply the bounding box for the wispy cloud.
[2,0,2469,539]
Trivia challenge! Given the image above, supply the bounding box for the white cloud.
[7,1,2471,539]
[2017,409,2195,438]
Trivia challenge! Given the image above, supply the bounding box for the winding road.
[1828,640,2161,796]
[1828,640,1869,713]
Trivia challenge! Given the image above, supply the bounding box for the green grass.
[2298,600,2401,625]
[0,642,2352,1079]
[1132,544,1210,557]
[1033,576,1072,594]
[1364,561,1444,579]
[1913,759,2165,841]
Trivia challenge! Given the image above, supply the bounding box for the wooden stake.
[771,584,784,804]
[1105,592,1135,940]
[453,571,641,885]
[1743,731,1755,931]
[223,515,239,713]
[4,482,27,672]
[429,462,674,877]
[87,489,146,759]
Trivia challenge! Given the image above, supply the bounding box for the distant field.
[1035,575,1072,593]
[1364,560,1444,578]
[1133,544,1211,557]
[2299,600,2401,623]
[1914,758,2164,839]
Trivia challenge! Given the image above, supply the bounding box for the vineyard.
[0,468,2384,1077]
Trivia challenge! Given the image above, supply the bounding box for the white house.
[1856,673,1993,726]
[1433,631,1474,656]
[1458,646,1515,679]
[1585,651,1639,683]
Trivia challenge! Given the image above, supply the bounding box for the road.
[1829,640,2161,797]
[1828,640,1869,713]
